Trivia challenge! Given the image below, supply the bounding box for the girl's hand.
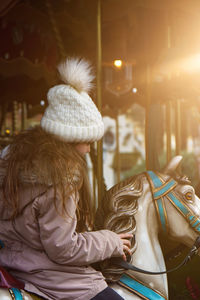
[118,233,133,261]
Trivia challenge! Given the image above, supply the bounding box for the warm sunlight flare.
[181,53,200,73]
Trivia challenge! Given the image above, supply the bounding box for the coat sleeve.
[35,188,124,266]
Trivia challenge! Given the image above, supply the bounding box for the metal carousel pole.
[166,100,172,162]
[175,99,181,155]
[96,0,103,208]
[145,64,151,170]
[115,112,121,183]
[166,13,172,163]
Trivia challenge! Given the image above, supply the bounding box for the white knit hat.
[41,57,104,142]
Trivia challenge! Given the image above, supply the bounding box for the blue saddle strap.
[119,273,166,300]
[9,288,23,300]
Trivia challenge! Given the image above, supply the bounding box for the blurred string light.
[113,59,122,68]
[5,128,11,135]
[132,87,137,93]
[40,100,45,106]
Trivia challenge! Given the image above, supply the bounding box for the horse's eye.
[185,191,193,201]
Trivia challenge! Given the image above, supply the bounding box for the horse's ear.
[163,155,183,173]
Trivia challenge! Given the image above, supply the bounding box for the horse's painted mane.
[95,173,145,281]
[96,173,144,233]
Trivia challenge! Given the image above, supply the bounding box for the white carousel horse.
[95,155,200,300]
[1,155,200,299]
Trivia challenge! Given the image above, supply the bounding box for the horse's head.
[96,155,200,282]
[148,155,200,249]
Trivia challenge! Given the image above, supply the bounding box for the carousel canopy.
[0,0,200,113]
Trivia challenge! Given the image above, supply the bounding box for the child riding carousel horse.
[0,57,132,300]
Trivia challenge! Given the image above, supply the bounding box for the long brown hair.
[2,126,93,231]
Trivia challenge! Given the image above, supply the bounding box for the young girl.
[0,58,132,300]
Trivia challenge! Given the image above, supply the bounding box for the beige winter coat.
[0,163,123,300]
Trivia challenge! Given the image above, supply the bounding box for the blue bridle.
[146,171,200,234]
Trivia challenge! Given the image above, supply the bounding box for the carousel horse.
[1,155,200,299]
[95,155,200,299]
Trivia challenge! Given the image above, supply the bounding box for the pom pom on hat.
[41,57,104,143]
[57,57,94,93]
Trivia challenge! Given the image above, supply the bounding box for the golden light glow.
[114,59,122,68]
[181,54,200,73]
[156,52,200,78]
